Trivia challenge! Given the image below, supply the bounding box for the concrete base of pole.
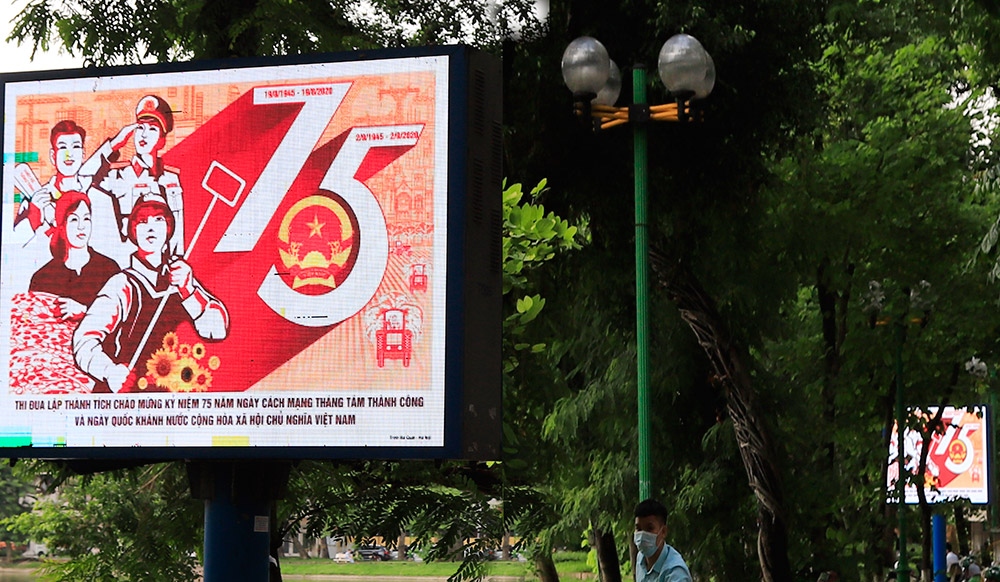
[188,461,292,582]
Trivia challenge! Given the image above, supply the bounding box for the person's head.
[49,191,92,261]
[129,198,174,257]
[133,95,173,156]
[947,543,953,553]
[49,120,86,177]
[633,499,669,559]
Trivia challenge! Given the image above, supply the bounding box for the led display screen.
[0,46,501,460]
[887,405,990,504]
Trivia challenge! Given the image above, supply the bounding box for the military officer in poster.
[91,95,185,258]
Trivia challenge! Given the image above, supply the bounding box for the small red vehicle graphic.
[409,264,428,293]
[376,308,413,367]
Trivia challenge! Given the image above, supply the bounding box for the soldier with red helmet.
[73,198,227,393]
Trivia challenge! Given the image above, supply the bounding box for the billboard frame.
[887,404,991,505]
[0,45,502,462]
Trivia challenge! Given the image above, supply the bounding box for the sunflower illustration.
[143,333,220,392]
[193,368,213,391]
[175,358,197,392]
[162,332,179,351]
[146,348,180,391]
[173,357,209,392]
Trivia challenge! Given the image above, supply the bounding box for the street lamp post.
[867,280,934,582]
[561,35,715,500]
[893,315,909,582]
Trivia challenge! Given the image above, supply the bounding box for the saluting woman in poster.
[73,197,228,393]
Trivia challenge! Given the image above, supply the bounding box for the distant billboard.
[887,405,990,504]
[0,46,501,460]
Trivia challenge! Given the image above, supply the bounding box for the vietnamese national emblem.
[948,439,968,465]
[276,190,360,295]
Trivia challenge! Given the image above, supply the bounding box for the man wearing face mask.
[633,499,692,582]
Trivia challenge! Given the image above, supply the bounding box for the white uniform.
[92,146,185,258]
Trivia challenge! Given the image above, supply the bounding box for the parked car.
[357,544,390,560]
[22,541,48,558]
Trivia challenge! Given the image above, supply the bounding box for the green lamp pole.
[632,64,653,498]
[894,319,908,582]
[871,282,933,582]
[562,35,715,500]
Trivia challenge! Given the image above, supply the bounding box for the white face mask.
[633,530,660,558]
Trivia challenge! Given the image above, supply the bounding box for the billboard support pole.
[933,513,946,582]
[189,461,291,582]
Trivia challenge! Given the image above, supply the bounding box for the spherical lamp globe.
[593,60,622,106]
[561,36,611,96]
[657,34,715,99]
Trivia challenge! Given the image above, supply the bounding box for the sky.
[1,0,83,73]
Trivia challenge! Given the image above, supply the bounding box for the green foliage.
[5,462,201,582]
[6,0,548,64]
[8,0,374,64]
[274,447,566,580]
[0,462,35,550]
[747,2,1000,577]
[503,179,585,371]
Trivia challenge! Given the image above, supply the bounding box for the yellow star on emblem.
[307,214,325,238]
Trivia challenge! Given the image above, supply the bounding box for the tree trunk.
[594,526,622,582]
[269,504,283,582]
[956,506,970,555]
[398,530,408,560]
[293,534,309,559]
[917,406,949,582]
[881,368,901,578]
[535,551,560,582]
[815,256,854,570]
[650,250,793,582]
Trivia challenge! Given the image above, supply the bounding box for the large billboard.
[887,405,990,504]
[0,46,501,460]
